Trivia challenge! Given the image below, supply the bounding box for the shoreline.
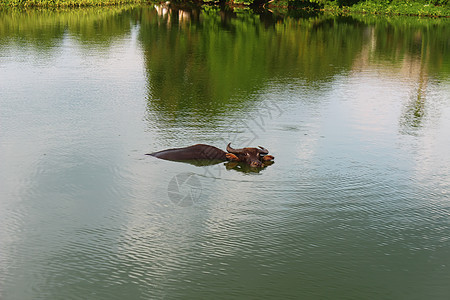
[320,2,450,18]
[1,1,449,18]
[0,0,147,8]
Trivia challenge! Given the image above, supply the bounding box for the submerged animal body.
[147,143,274,168]
[147,144,227,161]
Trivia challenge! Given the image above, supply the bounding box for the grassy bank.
[2,0,449,17]
[323,1,450,17]
[280,0,449,17]
[0,0,147,8]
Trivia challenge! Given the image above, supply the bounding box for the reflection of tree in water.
[401,62,427,135]
[139,5,450,145]
[351,17,449,137]
[399,29,430,136]
[139,5,366,115]
[0,6,137,51]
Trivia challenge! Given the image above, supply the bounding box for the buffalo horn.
[226,143,245,154]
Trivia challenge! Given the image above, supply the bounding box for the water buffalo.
[147,143,274,168]
[225,143,274,168]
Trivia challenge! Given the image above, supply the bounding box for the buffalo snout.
[249,160,263,168]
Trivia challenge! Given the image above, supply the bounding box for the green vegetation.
[0,0,146,8]
[315,0,450,17]
[1,0,448,17]
[1,0,449,18]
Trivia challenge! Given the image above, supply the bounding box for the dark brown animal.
[147,143,274,167]
[147,144,227,161]
[225,143,274,168]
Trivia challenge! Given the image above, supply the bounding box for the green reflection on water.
[2,6,448,89]
[0,6,137,49]
[139,9,366,115]
[132,5,450,131]
[1,5,448,144]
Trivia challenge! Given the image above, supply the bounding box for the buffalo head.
[226,143,274,168]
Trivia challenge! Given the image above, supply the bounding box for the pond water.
[1,5,449,299]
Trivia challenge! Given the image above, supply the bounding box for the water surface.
[1,5,449,299]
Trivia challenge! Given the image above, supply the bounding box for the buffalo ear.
[257,146,269,154]
[226,153,240,161]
